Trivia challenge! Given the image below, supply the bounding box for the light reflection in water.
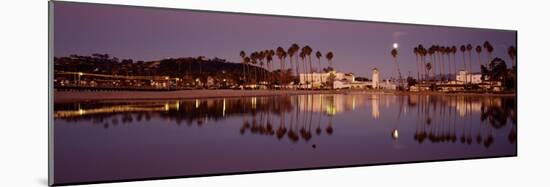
[55,94,516,146]
[53,93,516,184]
[372,94,380,119]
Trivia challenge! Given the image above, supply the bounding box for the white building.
[299,69,397,90]
[299,71,355,87]
[456,70,483,84]
[379,80,397,90]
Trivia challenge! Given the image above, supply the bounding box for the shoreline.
[53,89,516,103]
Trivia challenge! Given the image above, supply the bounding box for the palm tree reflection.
[411,95,516,148]
[55,94,515,147]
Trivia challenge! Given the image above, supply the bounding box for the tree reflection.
[55,94,516,147]
[410,95,516,148]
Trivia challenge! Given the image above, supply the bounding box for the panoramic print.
[51,1,517,185]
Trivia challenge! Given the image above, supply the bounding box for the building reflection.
[55,94,516,147]
[409,95,516,148]
[371,94,380,119]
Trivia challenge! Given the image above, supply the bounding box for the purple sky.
[54,2,516,79]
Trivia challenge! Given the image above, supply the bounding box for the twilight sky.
[53,2,516,79]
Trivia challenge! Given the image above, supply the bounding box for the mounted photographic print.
[49,1,517,186]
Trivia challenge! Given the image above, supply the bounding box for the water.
[53,93,517,184]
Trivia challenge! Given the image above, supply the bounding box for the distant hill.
[54,54,272,82]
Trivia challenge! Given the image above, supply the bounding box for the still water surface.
[54,93,516,183]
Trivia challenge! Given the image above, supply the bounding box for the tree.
[419,45,428,80]
[258,51,266,83]
[327,73,336,89]
[239,51,247,82]
[243,56,251,84]
[446,46,452,81]
[303,45,313,88]
[266,49,274,85]
[438,46,445,80]
[299,51,307,87]
[482,41,494,88]
[315,51,323,84]
[326,51,334,69]
[197,56,205,77]
[426,62,432,81]
[486,57,508,82]
[414,47,420,81]
[407,76,417,89]
[476,45,482,77]
[460,45,466,72]
[276,47,287,87]
[391,48,403,89]
[451,46,457,81]
[466,44,473,84]
[483,41,494,67]
[508,46,517,67]
[428,46,435,80]
[291,44,300,77]
[288,44,300,83]
[250,52,258,83]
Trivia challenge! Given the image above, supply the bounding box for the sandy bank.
[53,89,515,103]
[53,89,378,103]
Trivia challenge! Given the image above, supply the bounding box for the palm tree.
[428,46,435,80]
[300,47,307,86]
[482,41,494,86]
[288,44,300,83]
[262,50,269,82]
[292,44,300,77]
[483,41,494,67]
[414,47,420,81]
[442,46,448,81]
[441,46,448,81]
[325,51,334,89]
[446,46,452,81]
[250,52,258,83]
[326,51,334,69]
[315,51,323,72]
[315,51,323,84]
[258,51,266,83]
[466,44,473,84]
[440,46,446,81]
[432,45,443,80]
[476,45,482,75]
[432,45,439,81]
[391,48,402,89]
[276,47,287,87]
[508,46,517,67]
[243,56,251,84]
[438,46,445,81]
[426,63,432,81]
[240,51,247,83]
[413,44,428,79]
[451,46,457,81]
[303,45,313,89]
[460,45,466,82]
[266,49,274,85]
[299,51,306,87]
[420,46,427,81]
